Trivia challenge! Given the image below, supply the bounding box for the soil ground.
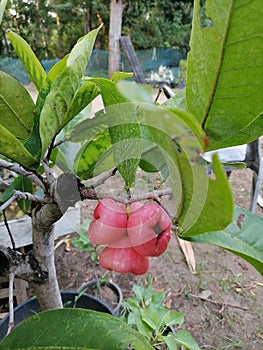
[4,86,263,349]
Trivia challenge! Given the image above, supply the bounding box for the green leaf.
[13,175,33,212]
[117,80,154,104]
[74,129,114,179]
[184,206,263,277]
[92,79,142,189]
[140,309,160,330]
[0,0,8,24]
[163,88,187,111]
[91,78,128,105]
[0,309,154,350]
[0,185,13,203]
[6,30,46,91]
[165,330,201,350]
[187,0,263,149]
[69,110,107,143]
[107,104,142,189]
[163,311,184,327]
[178,154,234,235]
[24,56,69,160]
[62,80,99,129]
[0,72,34,140]
[0,125,38,168]
[55,141,80,173]
[110,71,133,83]
[139,140,167,173]
[138,104,233,234]
[40,25,102,156]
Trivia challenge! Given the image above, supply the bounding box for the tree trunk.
[30,203,63,310]
[108,0,123,78]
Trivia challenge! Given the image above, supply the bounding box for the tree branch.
[0,159,45,189]
[0,191,52,212]
[0,246,48,283]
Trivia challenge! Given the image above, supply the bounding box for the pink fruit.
[88,198,127,245]
[127,202,171,257]
[99,236,149,275]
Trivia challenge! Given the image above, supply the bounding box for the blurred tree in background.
[1,0,193,60]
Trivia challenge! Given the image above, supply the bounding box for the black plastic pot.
[77,279,123,316]
[0,290,114,342]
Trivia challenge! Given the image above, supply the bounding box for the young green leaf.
[6,30,46,91]
[187,0,263,149]
[165,330,201,350]
[0,72,34,140]
[40,25,102,156]
[24,56,69,161]
[110,71,133,83]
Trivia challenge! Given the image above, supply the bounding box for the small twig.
[7,271,15,335]
[92,168,118,188]
[52,139,66,149]
[3,210,16,250]
[188,293,249,311]
[98,188,172,205]
[42,159,55,184]
[80,187,172,204]
[0,159,45,189]
[0,191,52,212]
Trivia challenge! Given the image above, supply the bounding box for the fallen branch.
[188,293,249,311]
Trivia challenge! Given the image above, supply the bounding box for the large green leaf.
[139,105,233,234]
[92,79,141,189]
[178,154,234,235]
[187,0,263,150]
[0,72,34,140]
[184,206,263,277]
[6,30,46,91]
[0,125,38,168]
[40,25,102,156]
[0,309,154,350]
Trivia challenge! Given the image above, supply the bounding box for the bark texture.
[108,0,123,77]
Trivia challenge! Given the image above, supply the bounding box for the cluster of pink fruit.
[88,198,171,275]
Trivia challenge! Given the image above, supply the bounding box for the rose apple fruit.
[127,202,171,257]
[88,198,127,245]
[99,236,149,275]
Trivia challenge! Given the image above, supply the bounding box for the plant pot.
[0,290,114,342]
[77,279,123,316]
